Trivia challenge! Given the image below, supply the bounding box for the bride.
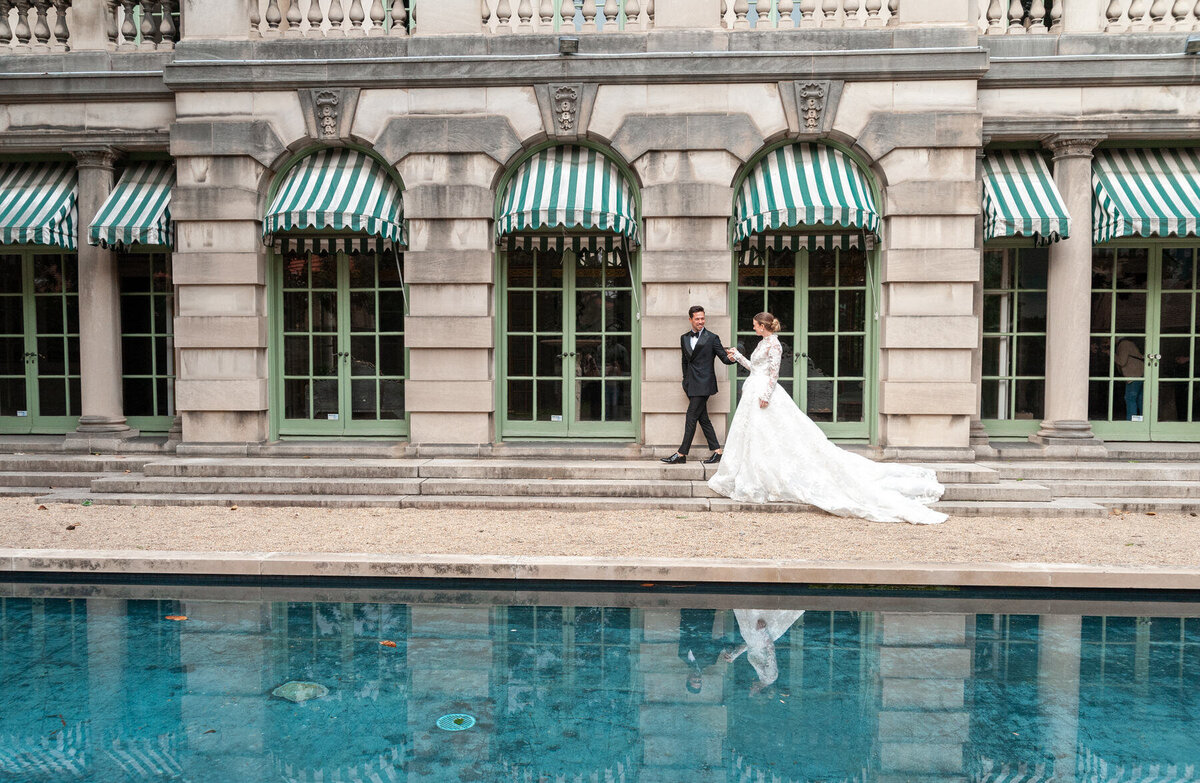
[708,311,947,525]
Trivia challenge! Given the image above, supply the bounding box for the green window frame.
[119,251,175,433]
[981,246,1049,437]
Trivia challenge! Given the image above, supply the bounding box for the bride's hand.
[759,399,769,408]
[726,349,735,361]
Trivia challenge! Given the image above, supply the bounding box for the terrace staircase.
[2,448,1199,517]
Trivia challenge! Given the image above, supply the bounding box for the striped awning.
[496,145,639,243]
[88,161,175,249]
[1094,148,1200,242]
[733,143,879,244]
[982,150,1070,243]
[263,148,406,248]
[0,161,78,250]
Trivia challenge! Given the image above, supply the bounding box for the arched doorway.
[494,144,641,440]
[729,142,881,441]
[263,147,408,438]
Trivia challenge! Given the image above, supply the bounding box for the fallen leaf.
[165,615,188,621]
[229,505,239,511]
[37,504,47,511]
[1146,511,1157,516]
[380,640,397,648]
[65,525,76,531]
[203,729,216,734]
[640,583,655,587]
[124,469,131,474]
[80,500,92,507]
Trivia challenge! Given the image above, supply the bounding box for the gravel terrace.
[0,497,1198,567]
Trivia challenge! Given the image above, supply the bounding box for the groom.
[662,305,736,465]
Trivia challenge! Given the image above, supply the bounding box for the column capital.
[67,147,122,171]
[1041,134,1106,160]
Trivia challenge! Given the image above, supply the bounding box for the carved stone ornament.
[1043,134,1105,160]
[798,81,827,132]
[298,88,360,142]
[553,84,581,134]
[315,90,340,139]
[785,79,842,139]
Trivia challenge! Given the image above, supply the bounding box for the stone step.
[91,476,425,496]
[980,461,1200,481]
[0,471,112,488]
[0,455,154,473]
[1043,480,1200,498]
[938,481,1052,502]
[418,459,710,481]
[143,458,423,479]
[0,486,50,497]
[1082,498,1200,512]
[930,499,1108,518]
[417,478,698,498]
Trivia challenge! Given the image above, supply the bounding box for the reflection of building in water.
[1,596,1198,782]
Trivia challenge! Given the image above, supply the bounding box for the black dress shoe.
[661,453,686,464]
[702,453,722,464]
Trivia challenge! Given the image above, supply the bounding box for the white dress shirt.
[689,327,703,351]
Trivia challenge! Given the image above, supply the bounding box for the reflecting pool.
[0,584,1197,782]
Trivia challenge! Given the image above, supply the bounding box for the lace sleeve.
[760,339,782,403]
[732,349,753,371]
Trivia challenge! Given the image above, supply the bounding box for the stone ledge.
[3,549,1198,590]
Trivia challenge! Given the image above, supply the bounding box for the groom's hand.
[726,349,735,361]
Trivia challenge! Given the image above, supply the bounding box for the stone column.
[68,148,138,440]
[970,145,991,452]
[1037,615,1082,783]
[1030,135,1105,455]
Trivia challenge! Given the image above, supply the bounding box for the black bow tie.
[691,331,700,338]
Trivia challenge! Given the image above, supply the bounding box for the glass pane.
[349,292,376,332]
[508,291,534,332]
[767,288,795,333]
[767,250,796,287]
[576,380,602,422]
[309,252,336,288]
[1013,378,1044,420]
[0,257,22,294]
[838,336,865,378]
[379,378,404,419]
[576,291,604,333]
[536,292,563,332]
[283,252,309,287]
[808,291,835,333]
[312,379,339,418]
[119,295,150,335]
[1115,247,1149,289]
[1091,292,1112,332]
[1114,336,1146,383]
[981,377,1002,419]
[983,294,1005,333]
[983,336,1006,377]
[35,297,63,335]
[809,249,836,286]
[738,291,764,329]
[1016,292,1047,332]
[536,338,562,376]
[118,254,151,292]
[605,249,632,287]
[284,378,310,419]
[38,378,65,416]
[536,249,563,287]
[312,292,337,332]
[777,335,796,377]
[508,336,534,377]
[350,335,376,376]
[508,379,533,420]
[155,377,171,417]
[1017,248,1048,288]
[123,377,154,417]
[836,380,864,423]
[507,249,535,287]
[38,336,65,375]
[284,293,309,331]
[1160,293,1193,334]
[575,249,603,288]
[1087,379,1111,421]
[284,336,309,376]
[575,340,602,379]
[1162,247,1194,289]
[312,336,338,376]
[0,297,20,335]
[1157,382,1189,423]
[604,336,632,378]
[0,338,25,375]
[152,296,167,333]
[0,377,26,416]
[378,335,404,377]
[738,254,766,287]
[807,380,834,421]
[605,291,630,332]
[379,290,403,333]
[1014,335,1046,377]
[808,336,835,377]
[838,290,865,332]
[1089,335,1112,377]
[1091,248,1115,288]
[33,257,63,293]
[605,380,632,422]
[347,252,374,288]
[983,250,1005,289]
[536,378,562,421]
[153,253,172,292]
[1114,293,1147,333]
[840,249,866,286]
[350,379,377,420]
[120,336,152,376]
[1120,378,1145,421]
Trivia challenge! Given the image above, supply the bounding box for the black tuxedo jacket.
[681,328,735,397]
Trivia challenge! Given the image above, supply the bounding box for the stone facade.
[2,0,1199,455]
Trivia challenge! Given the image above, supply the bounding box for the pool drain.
[436,713,475,731]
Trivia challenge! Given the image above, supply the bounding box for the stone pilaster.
[1038,615,1082,783]
[68,147,138,440]
[970,145,991,452]
[1030,135,1106,455]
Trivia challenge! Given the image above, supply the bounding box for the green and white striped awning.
[1094,148,1200,243]
[0,161,77,250]
[733,143,879,244]
[496,146,639,243]
[263,148,406,248]
[982,150,1070,243]
[88,161,175,249]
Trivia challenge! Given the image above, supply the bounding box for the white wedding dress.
[708,333,947,525]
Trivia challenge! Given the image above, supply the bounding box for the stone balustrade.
[251,0,408,37]
[721,0,897,29]
[1102,0,1199,30]
[108,0,179,49]
[483,0,653,33]
[1,0,72,51]
[978,0,1060,33]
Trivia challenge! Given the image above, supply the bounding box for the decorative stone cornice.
[67,146,122,170]
[1041,134,1106,160]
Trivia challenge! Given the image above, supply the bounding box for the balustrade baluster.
[306,0,323,35]
[50,0,68,49]
[580,0,596,29]
[778,0,794,27]
[1104,0,1122,28]
[1193,0,1200,30]
[115,0,135,47]
[845,0,862,25]
[0,1,12,49]
[984,0,1002,31]
[388,0,407,34]
[1005,0,1024,31]
[159,0,178,48]
[538,0,553,28]
[1048,0,1062,30]
[29,0,48,50]
[732,0,747,26]
[645,0,652,26]
[820,0,836,25]
[266,0,283,34]
[516,0,532,28]
[560,0,575,29]
[625,0,640,29]
[348,0,365,34]
[11,0,31,49]
[327,0,345,35]
[1149,0,1168,27]
[368,0,383,32]
[249,0,261,36]
[1171,0,1190,27]
[601,0,616,29]
[798,0,815,25]
[887,0,897,23]
[495,0,512,30]
[865,0,882,26]
[104,0,119,46]
[283,0,302,35]
[1028,0,1047,31]
[481,0,490,29]
[1129,0,1149,29]
[138,0,158,48]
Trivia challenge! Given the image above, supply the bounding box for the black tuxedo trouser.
[679,395,719,454]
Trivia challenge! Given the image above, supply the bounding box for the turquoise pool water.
[0,585,1197,782]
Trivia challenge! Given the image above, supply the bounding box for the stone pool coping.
[1,548,1198,591]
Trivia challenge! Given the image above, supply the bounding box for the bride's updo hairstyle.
[753,311,782,333]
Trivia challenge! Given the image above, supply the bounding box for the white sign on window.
[1131,415,1144,422]
[551,415,563,422]
[327,413,339,420]
[16,411,27,417]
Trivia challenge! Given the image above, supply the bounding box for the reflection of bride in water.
[721,609,805,693]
